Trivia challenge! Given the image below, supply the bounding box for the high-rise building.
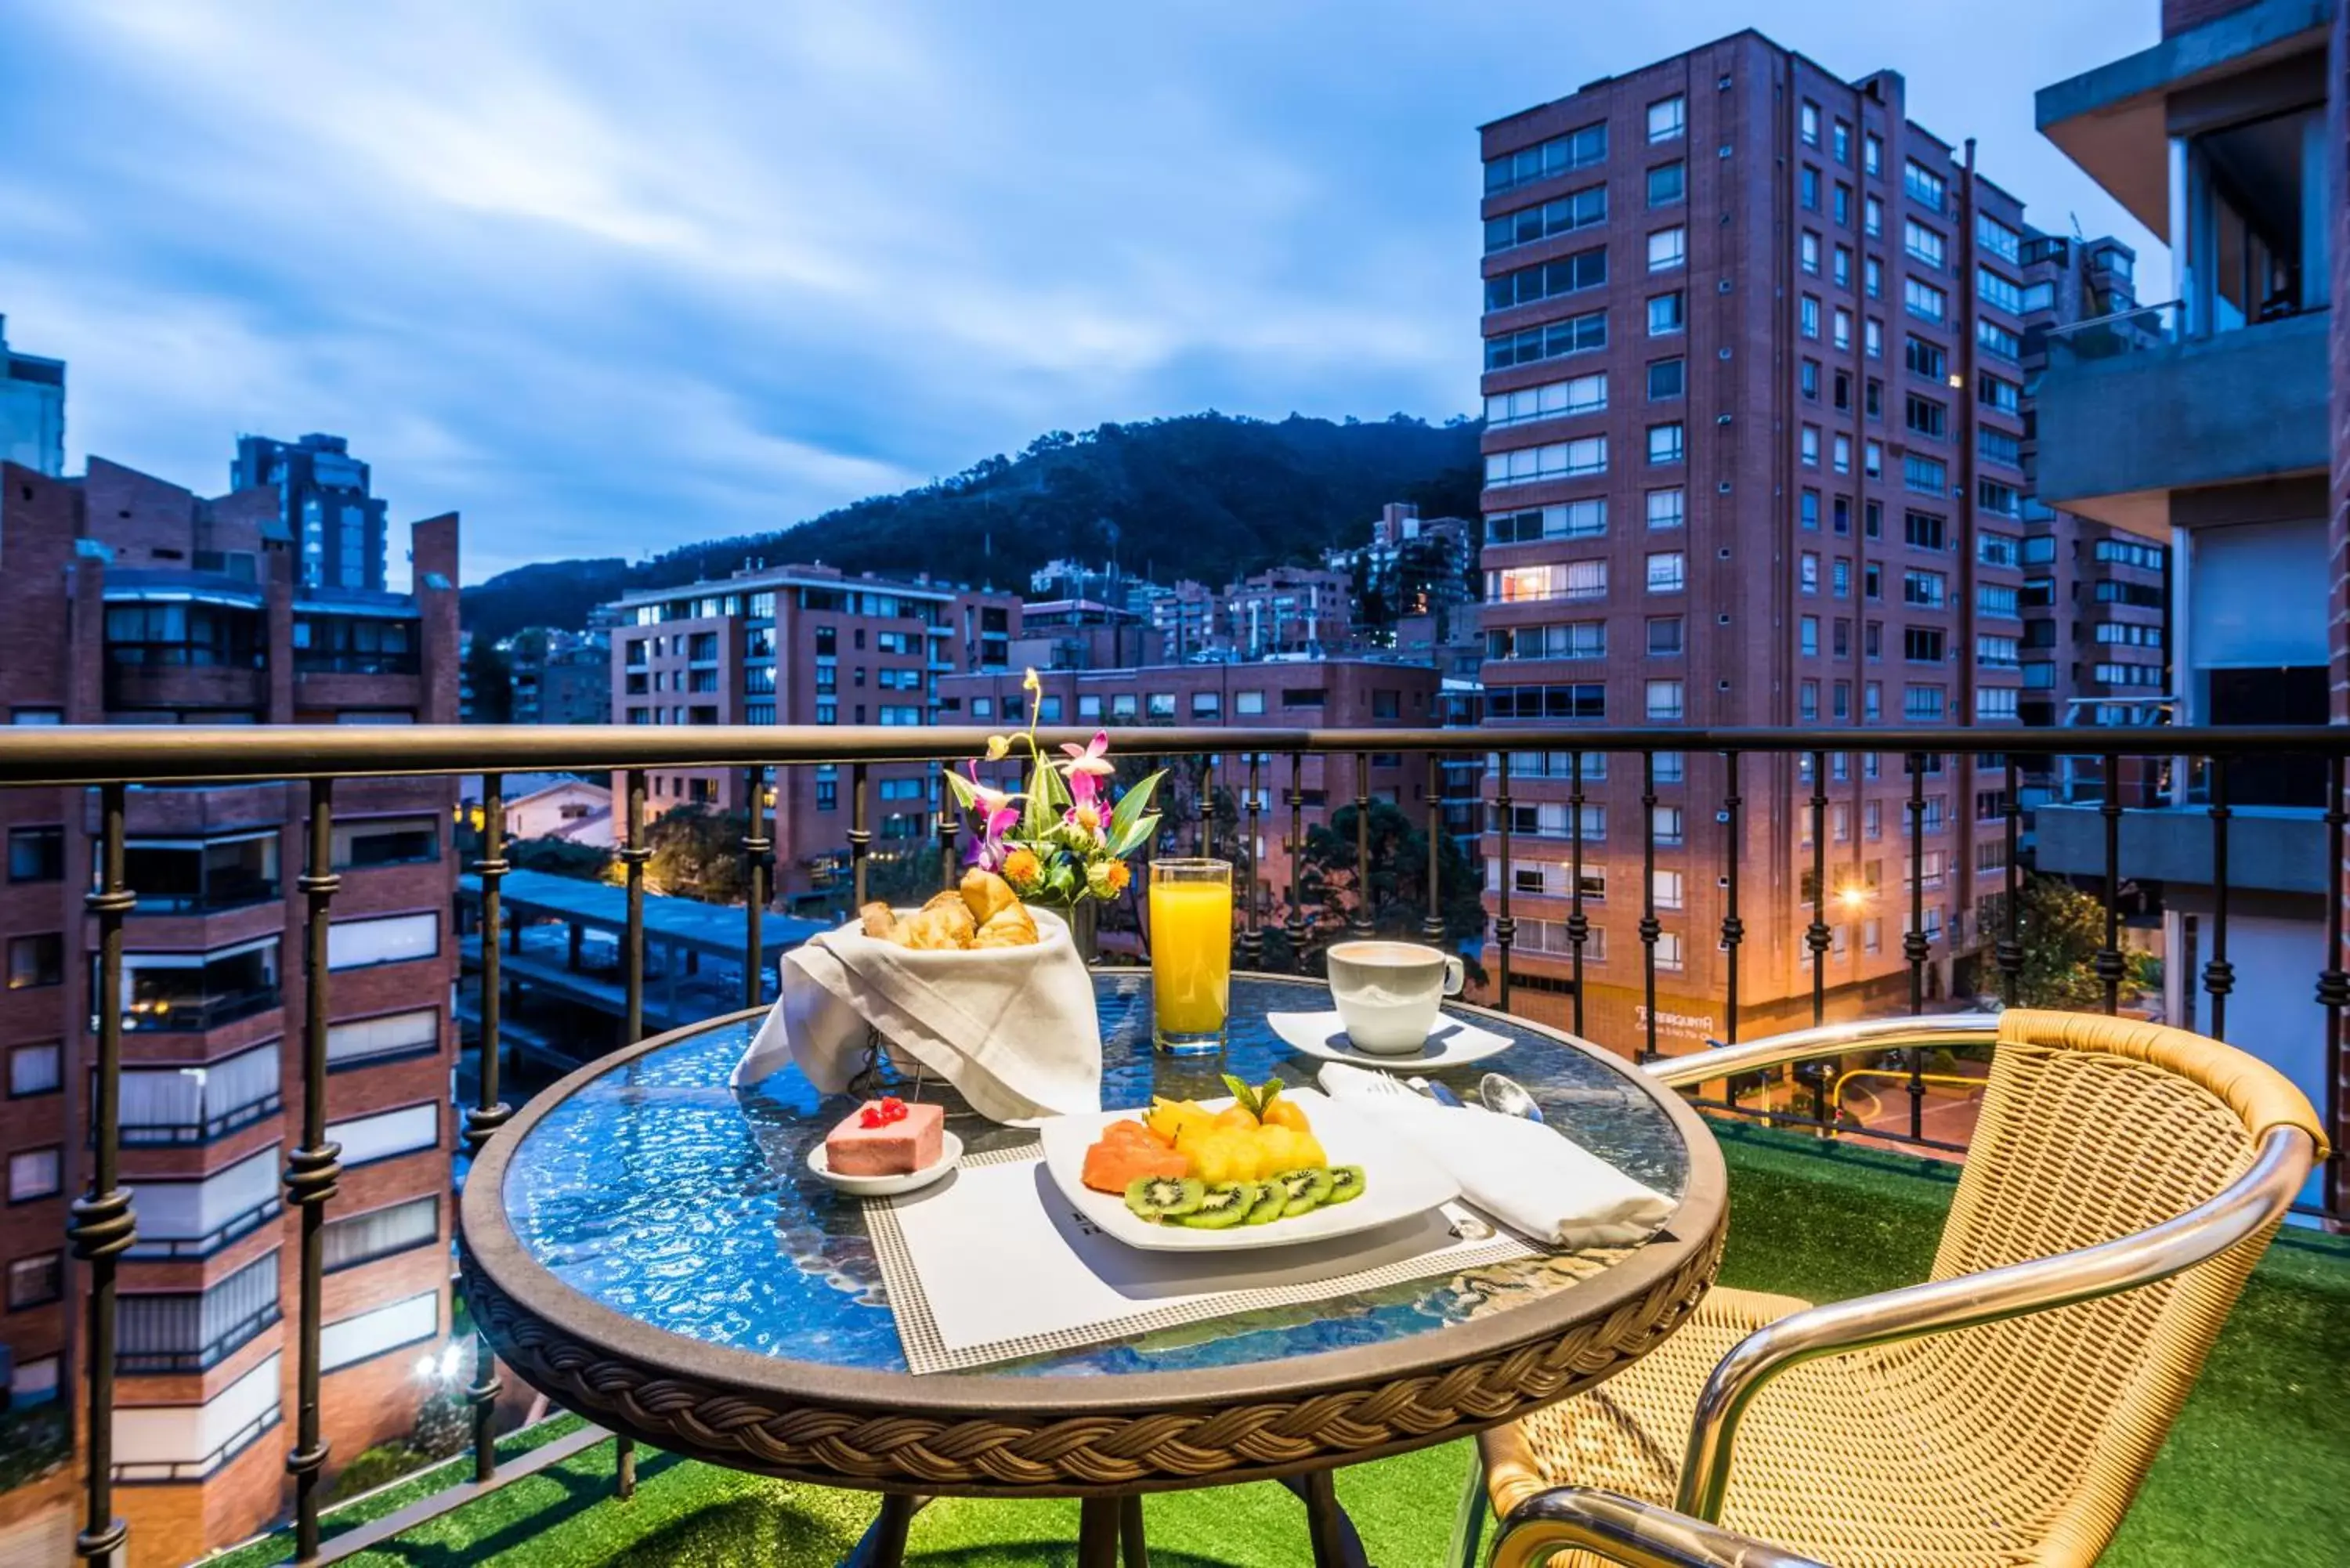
[0,456,461,1566]
[504,628,612,726]
[609,565,1022,902]
[1477,34,2056,1046]
[231,433,391,594]
[2030,0,2342,1158]
[0,314,66,478]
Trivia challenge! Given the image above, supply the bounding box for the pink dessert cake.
[824,1097,944,1176]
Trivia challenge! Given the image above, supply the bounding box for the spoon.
[1478,1073,1546,1124]
[1406,1075,1465,1108]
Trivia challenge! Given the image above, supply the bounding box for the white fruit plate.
[808,1129,964,1198]
[1036,1089,1459,1252]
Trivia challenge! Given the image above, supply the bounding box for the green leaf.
[1023,755,1061,838]
[1108,769,1163,848]
[1110,807,1162,859]
[1219,1072,1260,1118]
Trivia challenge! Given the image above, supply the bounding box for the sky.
[1,0,2162,584]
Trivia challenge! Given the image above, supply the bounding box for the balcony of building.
[2032,0,2334,535]
[0,722,2343,1568]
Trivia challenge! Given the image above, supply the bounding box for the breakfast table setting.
[459,718,1726,1567]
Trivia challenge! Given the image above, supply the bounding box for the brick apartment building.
[938,659,1446,917]
[1477,34,2063,1046]
[0,457,461,1566]
[609,565,1021,900]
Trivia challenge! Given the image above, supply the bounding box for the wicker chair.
[1462,1008,2327,1568]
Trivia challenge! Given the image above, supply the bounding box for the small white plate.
[1035,1090,1459,1252]
[1267,1010,1513,1072]
[808,1129,964,1198]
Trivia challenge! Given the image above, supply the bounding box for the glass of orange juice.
[1149,858,1233,1053]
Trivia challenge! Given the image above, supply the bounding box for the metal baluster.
[468,774,510,1483]
[2321,753,2348,1220]
[1566,751,1587,1038]
[622,771,647,1046]
[743,766,769,1009]
[1905,753,1928,1141]
[71,783,134,1567]
[937,804,959,893]
[1807,752,1829,1028]
[287,780,343,1559]
[1197,752,1213,858]
[615,768,646,1499]
[2098,750,2124,1015]
[1240,753,1264,970]
[2204,756,2232,1042]
[1422,753,1445,945]
[1998,757,2022,1009]
[1639,751,1660,1064]
[1719,751,1742,1047]
[1285,753,1308,970]
[1350,752,1372,935]
[1495,751,1515,1011]
[849,764,871,909]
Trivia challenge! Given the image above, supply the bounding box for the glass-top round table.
[460,972,1726,1563]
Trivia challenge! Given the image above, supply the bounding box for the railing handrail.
[2046,298,2182,340]
[0,720,2344,786]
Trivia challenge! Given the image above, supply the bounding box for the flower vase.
[1047,898,1101,964]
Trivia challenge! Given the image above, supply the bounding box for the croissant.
[895,896,977,950]
[972,903,1039,948]
[960,867,1020,925]
[858,901,898,941]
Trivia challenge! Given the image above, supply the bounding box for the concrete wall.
[2036,311,2332,510]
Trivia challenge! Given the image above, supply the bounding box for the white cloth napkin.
[1317,1062,1672,1248]
[731,905,1102,1124]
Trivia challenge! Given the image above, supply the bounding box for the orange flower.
[1104,859,1131,894]
[1003,847,1041,887]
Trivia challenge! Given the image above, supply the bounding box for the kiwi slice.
[1242,1182,1288,1226]
[1177,1181,1256,1230]
[1324,1165,1367,1205]
[1273,1167,1335,1218]
[1125,1175,1206,1223]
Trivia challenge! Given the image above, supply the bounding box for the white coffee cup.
[1325,941,1466,1055]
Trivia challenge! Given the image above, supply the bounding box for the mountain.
[461,412,1481,643]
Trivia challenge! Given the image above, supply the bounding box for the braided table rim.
[459,980,1730,1494]
[462,1223,1723,1494]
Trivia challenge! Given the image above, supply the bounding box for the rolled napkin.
[732,905,1103,1124]
[1318,1062,1672,1248]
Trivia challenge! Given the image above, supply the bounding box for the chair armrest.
[1642,1013,1997,1089]
[1489,1486,1828,1568]
[1673,1124,2317,1522]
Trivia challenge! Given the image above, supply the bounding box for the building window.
[1645,680,1685,721]
[1646,488,1685,530]
[1799,166,1820,211]
[1235,690,1264,716]
[1647,359,1684,401]
[1485,247,1607,311]
[321,1292,439,1373]
[1799,616,1820,656]
[1484,436,1607,486]
[8,934,62,991]
[1486,310,1608,370]
[1904,278,1947,323]
[1646,552,1686,594]
[1488,500,1607,542]
[1832,308,1852,350]
[1800,296,1821,338]
[1646,423,1685,464]
[1978,319,2021,359]
[1647,161,1685,207]
[1486,122,1608,195]
[1647,616,1684,656]
[1904,219,1946,269]
[1646,227,1686,271]
[1653,806,1685,847]
[1484,372,1607,425]
[1647,292,1684,335]
[332,815,437,869]
[1799,101,1820,146]
[1799,552,1820,594]
[7,1251,63,1309]
[327,912,439,972]
[9,1147,62,1202]
[1904,160,1946,211]
[1977,212,2023,263]
[7,826,63,883]
[1484,184,1608,252]
[1800,425,1820,467]
[324,1195,439,1274]
[9,1042,61,1098]
[1647,96,1684,143]
[1977,267,2025,314]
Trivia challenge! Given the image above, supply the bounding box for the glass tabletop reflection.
[497,973,1694,1380]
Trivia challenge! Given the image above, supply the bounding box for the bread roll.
[959,867,1020,925]
[896,897,977,950]
[972,903,1039,948]
[857,902,898,941]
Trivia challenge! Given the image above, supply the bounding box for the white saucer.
[1266,1010,1513,1071]
[808,1129,964,1197]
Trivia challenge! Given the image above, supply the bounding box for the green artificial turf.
[201,1125,2350,1567]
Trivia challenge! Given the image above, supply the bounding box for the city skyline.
[5,1,2163,583]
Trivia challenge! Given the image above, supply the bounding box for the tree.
[1290,800,1488,979]
[1976,873,2157,1010]
[464,636,513,724]
[644,806,752,904]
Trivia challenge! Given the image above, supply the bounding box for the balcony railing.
[1,720,2345,1567]
[2044,298,2181,365]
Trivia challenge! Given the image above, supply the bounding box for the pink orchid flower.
[964,764,1021,869]
[1060,731,1113,808]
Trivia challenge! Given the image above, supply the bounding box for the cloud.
[2,0,2160,582]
